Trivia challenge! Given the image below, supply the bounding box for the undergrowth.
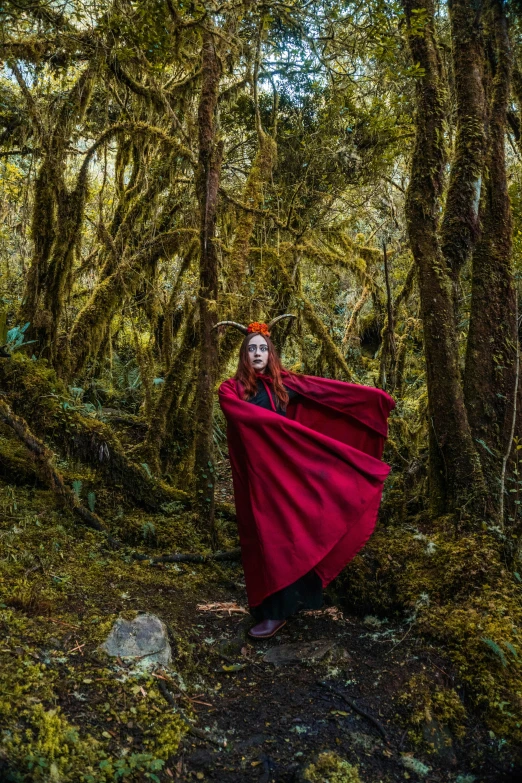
[335,513,522,757]
[0,477,221,782]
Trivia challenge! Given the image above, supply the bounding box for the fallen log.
[0,354,188,511]
[132,547,241,564]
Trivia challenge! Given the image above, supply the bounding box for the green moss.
[419,596,522,745]
[397,673,467,748]
[303,752,361,783]
[336,518,522,753]
[4,701,106,782]
[0,476,227,781]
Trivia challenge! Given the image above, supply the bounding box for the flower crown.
[247,322,270,336]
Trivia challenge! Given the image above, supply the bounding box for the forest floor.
[0,448,514,783]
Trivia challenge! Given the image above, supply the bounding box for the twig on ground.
[67,640,85,655]
[317,680,389,743]
[48,618,81,630]
[24,563,43,577]
[197,601,248,614]
[387,622,414,652]
[157,678,178,707]
[133,548,241,565]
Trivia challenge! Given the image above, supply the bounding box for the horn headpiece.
[213,314,296,337]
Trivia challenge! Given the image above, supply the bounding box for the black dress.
[246,377,324,621]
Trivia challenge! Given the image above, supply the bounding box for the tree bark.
[402,0,486,514]
[194,28,223,547]
[441,0,486,296]
[464,0,516,510]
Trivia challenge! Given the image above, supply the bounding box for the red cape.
[218,372,395,607]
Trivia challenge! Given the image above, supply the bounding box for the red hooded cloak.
[218,371,395,608]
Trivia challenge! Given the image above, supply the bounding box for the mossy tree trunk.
[464,0,517,511]
[17,66,95,361]
[194,28,223,547]
[441,0,486,303]
[65,228,193,378]
[141,306,198,474]
[402,0,486,515]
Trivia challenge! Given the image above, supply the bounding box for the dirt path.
[167,576,494,783]
[0,460,510,782]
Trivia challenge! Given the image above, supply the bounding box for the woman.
[217,317,395,640]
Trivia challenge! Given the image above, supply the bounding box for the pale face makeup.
[247,334,269,373]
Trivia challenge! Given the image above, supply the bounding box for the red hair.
[235,334,292,409]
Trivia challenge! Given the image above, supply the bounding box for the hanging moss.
[66,229,196,377]
[20,66,96,354]
[226,131,277,292]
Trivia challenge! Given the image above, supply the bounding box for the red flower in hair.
[247,321,270,336]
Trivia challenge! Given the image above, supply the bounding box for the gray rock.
[263,638,336,665]
[100,613,172,668]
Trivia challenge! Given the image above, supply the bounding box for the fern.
[71,480,82,500]
[87,491,96,513]
[503,641,519,660]
[475,438,497,457]
[6,322,36,350]
[481,637,507,667]
[141,463,153,478]
[141,521,156,541]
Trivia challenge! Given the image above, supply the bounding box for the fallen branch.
[197,601,248,614]
[0,397,111,537]
[132,548,241,564]
[317,680,389,743]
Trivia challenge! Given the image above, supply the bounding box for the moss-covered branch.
[0,397,108,533]
[66,229,196,377]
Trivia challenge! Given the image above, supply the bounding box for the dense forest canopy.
[2,0,522,779]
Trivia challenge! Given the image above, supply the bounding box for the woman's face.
[247,334,269,373]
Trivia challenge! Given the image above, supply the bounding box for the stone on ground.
[100,613,172,668]
[263,638,336,665]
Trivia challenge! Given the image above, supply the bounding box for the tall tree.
[193,25,223,545]
[402,0,486,514]
[464,0,517,509]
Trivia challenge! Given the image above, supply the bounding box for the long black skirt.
[249,568,323,621]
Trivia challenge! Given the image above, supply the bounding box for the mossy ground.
[0,435,520,782]
[334,506,522,766]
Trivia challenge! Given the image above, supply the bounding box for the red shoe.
[248,619,287,639]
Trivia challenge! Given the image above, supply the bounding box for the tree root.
[0,355,189,512]
[132,547,241,564]
[0,397,110,535]
[317,679,389,743]
[0,355,236,522]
